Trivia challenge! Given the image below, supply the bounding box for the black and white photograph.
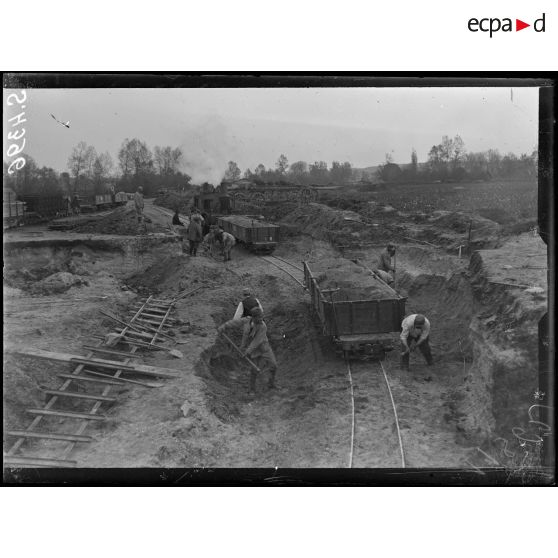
[2,75,554,483]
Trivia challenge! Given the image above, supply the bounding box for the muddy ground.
[3,188,550,474]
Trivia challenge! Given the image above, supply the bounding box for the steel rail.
[344,358,356,468]
[260,255,305,287]
[379,360,406,468]
[267,255,304,272]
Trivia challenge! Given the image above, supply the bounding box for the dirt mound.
[281,203,367,245]
[72,206,167,236]
[154,192,192,213]
[309,257,394,300]
[32,271,88,294]
[125,253,224,294]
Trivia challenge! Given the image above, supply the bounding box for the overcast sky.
[4,87,538,183]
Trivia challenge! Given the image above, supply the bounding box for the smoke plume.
[179,115,240,185]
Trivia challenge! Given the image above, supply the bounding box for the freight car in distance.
[303,259,406,360]
[217,215,280,254]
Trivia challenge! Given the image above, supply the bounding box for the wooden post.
[467,219,473,254]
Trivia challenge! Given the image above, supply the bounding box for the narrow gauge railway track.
[257,252,406,468]
[345,358,406,468]
[4,295,179,468]
[260,255,305,287]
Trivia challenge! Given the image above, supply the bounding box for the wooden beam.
[81,345,140,359]
[3,456,77,468]
[82,369,164,388]
[13,348,179,378]
[57,373,125,386]
[42,389,117,402]
[7,430,93,443]
[26,409,106,421]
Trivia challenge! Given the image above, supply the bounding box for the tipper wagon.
[303,259,406,360]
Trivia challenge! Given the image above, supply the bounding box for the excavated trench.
[3,221,548,470]
[3,236,180,450]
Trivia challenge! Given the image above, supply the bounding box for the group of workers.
[172,207,236,261]
[213,278,433,394]
[131,184,432,393]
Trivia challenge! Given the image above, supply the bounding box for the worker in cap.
[374,243,397,285]
[233,288,263,320]
[218,305,277,393]
[400,313,433,374]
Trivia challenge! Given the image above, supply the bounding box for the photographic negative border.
[2,72,555,486]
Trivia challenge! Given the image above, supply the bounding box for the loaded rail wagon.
[3,188,26,228]
[303,259,406,360]
[217,215,280,254]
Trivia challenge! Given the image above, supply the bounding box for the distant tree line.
[3,155,65,197]
[4,138,192,198]
[238,154,353,186]
[4,134,538,198]
[376,135,537,184]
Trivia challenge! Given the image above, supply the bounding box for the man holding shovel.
[218,307,277,394]
[400,313,433,374]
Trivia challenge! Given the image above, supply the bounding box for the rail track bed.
[257,251,406,468]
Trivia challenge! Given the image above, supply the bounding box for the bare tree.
[154,146,183,175]
[118,138,153,178]
[224,161,241,181]
[92,152,114,193]
[275,154,289,176]
[68,141,95,192]
[411,148,418,176]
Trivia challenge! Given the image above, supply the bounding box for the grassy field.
[320,179,538,224]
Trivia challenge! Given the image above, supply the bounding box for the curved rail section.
[344,358,357,468]
[258,252,406,469]
[379,360,406,467]
[260,255,305,287]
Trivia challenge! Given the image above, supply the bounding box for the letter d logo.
[534,13,546,32]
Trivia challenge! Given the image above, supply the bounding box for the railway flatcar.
[303,260,406,360]
[115,191,128,205]
[217,215,280,254]
[95,193,113,209]
[3,188,25,229]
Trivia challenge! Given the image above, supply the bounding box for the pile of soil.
[281,202,367,245]
[72,206,167,236]
[309,257,394,300]
[125,253,223,295]
[154,192,192,213]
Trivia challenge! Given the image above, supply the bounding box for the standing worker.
[172,209,186,251]
[187,215,203,256]
[134,187,146,233]
[218,307,277,393]
[191,208,205,226]
[400,313,433,373]
[214,229,236,262]
[71,194,81,215]
[233,288,263,320]
[375,243,397,284]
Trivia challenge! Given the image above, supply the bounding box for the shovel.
[220,331,261,374]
